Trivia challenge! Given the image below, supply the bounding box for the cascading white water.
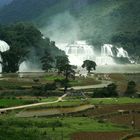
[101,44,114,57]
[96,44,115,65]
[56,41,131,66]
[116,47,129,58]
[0,40,10,73]
[64,40,94,66]
[96,44,131,65]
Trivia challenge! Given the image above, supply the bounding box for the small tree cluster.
[124,81,137,97]
[92,83,118,98]
[82,60,96,73]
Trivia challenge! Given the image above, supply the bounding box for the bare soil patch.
[72,131,129,140]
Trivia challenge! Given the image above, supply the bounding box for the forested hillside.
[0,0,139,56]
[0,0,13,8]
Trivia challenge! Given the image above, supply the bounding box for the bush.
[124,81,137,97]
[44,83,56,90]
[92,83,118,98]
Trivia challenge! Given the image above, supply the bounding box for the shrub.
[124,81,137,97]
[92,83,118,98]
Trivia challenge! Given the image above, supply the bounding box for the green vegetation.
[40,50,54,72]
[0,98,38,108]
[0,79,34,89]
[125,81,137,97]
[40,97,57,102]
[0,23,64,73]
[0,0,139,56]
[92,83,118,98]
[82,60,96,73]
[89,97,140,105]
[27,99,86,110]
[0,116,130,140]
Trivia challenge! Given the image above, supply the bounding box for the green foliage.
[0,98,38,108]
[0,116,129,140]
[0,23,65,73]
[55,55,69,74]
[1,46,28,73]
[89,97,140,105]
[44,83,56,91]
[40,50,54,71]
[92,83,118,98]
[111,31,140,57]
[0,23,42,72]
[55,56,75,93]
[82,60,96,73]
[0,0,139,55]
[125,81,137,96]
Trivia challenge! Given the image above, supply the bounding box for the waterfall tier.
[65,41,94,66]
[56,41,130,66]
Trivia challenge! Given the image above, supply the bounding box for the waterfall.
[116,47,129,58]
[56,41,131,66]
[101,44,114,57]
[0,40,10,73]
[96,44,115,65]
[65,40,94,66]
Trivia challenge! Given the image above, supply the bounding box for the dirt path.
[69,81,112,90]
[0,80,112,112]
[0,94,67,112]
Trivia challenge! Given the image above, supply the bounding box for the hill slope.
[0,0,139,55]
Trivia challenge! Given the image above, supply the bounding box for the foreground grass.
[0,99,38,108]
[44,74,100,86]
[0,116,130,140]
[0,80,34,89]
[1,97,139,109]
[27,99,87,110]
[0,96,59,108]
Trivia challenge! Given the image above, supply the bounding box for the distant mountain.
[0,0,13,7]
[0,0,139,55]
[0,0,60,22]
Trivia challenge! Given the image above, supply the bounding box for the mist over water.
[19,61,43,72]
[56,40,132,67]
[41,11,80,43]
[40,10,135,69]
[0,40,10,73]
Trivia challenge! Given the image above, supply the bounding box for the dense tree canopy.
[40,50,54,72]
[125,81,137,97]
[82,60,97,73]
[0,23,65,73]
[55,56,69,74]
[111,31,140,57]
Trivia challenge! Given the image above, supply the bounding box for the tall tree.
[62,64,75,93]
[40,50,54,72]
[55,56,69,74]
[55,56,75,93]
[82,60,96,73]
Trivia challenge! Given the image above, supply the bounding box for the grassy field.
[0,116,131,140]
[26,98,87,110]
[89,97,140,105]
[0,73,139,140]
[0,74,100,90]
[0,98,38,108]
